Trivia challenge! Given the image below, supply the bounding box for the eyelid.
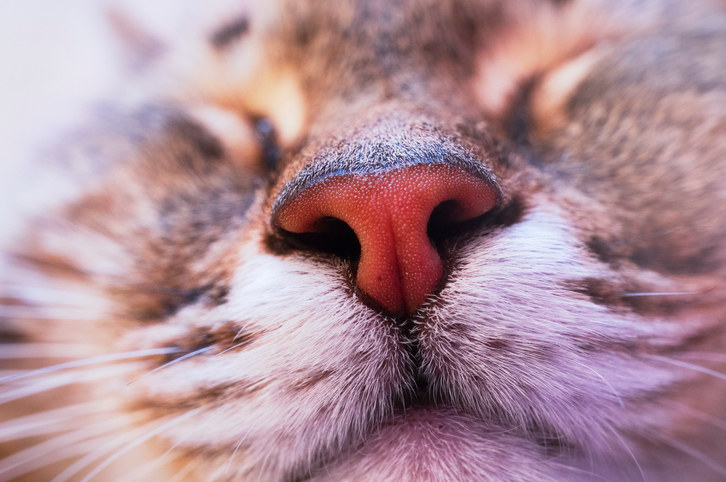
[254,117,282,172]
[187,105,263,170]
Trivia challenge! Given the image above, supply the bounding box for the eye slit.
[210,15,250,49]
[254,117,282,172]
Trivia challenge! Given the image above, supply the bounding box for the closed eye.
[210,15,250,50]
[254,117,282,173]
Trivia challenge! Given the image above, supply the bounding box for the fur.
[1,0,726,480]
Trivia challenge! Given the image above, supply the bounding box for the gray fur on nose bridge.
[272,131,499,216]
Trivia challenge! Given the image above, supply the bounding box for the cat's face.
[2,0,726,480]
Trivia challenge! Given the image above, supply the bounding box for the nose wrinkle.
[275,164,497,315]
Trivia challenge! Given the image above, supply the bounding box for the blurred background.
[0,0,199,174]
[1,1,114,180]
[0,0,237,239]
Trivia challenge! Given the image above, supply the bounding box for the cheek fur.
[418,206,680,450]
[120,239,412,478]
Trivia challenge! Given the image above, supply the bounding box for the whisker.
[0,343,98,359]
[128,346,214,385]
[225,436,247,476]
[0,284,103,306]
[169,457,201,482]
[574,361,624,408]
[0,370,24,379]
[218,340,252,356]
[0,401,112,442]
[233,326,250,342]
[622,227,685,244]
[662,400,726,432]
[0,347,181,384]
[224,411,260,476]
[0,364,141,405]
[622,292,700,297]
[80,408,202,482]
[0,418,127,479]
[0,306,100,320]
[115,417,204,482]
[122,449,183,481]
[607,425,645,482]
[553,462,609,481]
[678,352,726,364]
[52,419,162,482]
[660,435,726,477]
[0,439,103,480]
[646,355,726,383]
[0,282,88,295]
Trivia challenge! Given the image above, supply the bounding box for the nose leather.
[274,163,497,315]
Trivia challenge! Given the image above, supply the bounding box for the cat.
[1,0,726,480]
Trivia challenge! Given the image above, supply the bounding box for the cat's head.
[2,0,726,480]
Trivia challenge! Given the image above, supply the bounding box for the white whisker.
[607,425,645,482]
[80,408,201,482]
[0,343,97,359]
[218,340,252,356]
[647,355,726,383]
[116,417,203,482]
[0,347,181,384]
[553,462,609,481]
[0,306,100,320]
[0,418,126,479]
[574,361,624,408]
[660,436,726,477]
[678,352,726,364]
[0,401,112,442]
[225,436,247,476]
[122,449,183,481]
[0,283,103,306]
[128,346,214,385]
[622,292,700,297]
[0,364,141,405]
[0,370,24,378]
[225,407,262,475]
[233,325,250,341]
[0,283,88,296]
[662,400,726,432]
[168,457,201,482]
[0,439,102,480]
[52,419,162,482]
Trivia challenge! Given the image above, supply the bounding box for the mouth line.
[294,401,575,482]
[382,346,576,459]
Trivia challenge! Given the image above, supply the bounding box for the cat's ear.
[104,6,167,73]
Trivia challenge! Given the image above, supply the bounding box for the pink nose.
[274,164,497,314]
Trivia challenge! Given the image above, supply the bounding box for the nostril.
[273,164,499,315]
[427,197,499,249]
[428,199,466,244]
[429,199,473,228]
[278,216,361,260]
